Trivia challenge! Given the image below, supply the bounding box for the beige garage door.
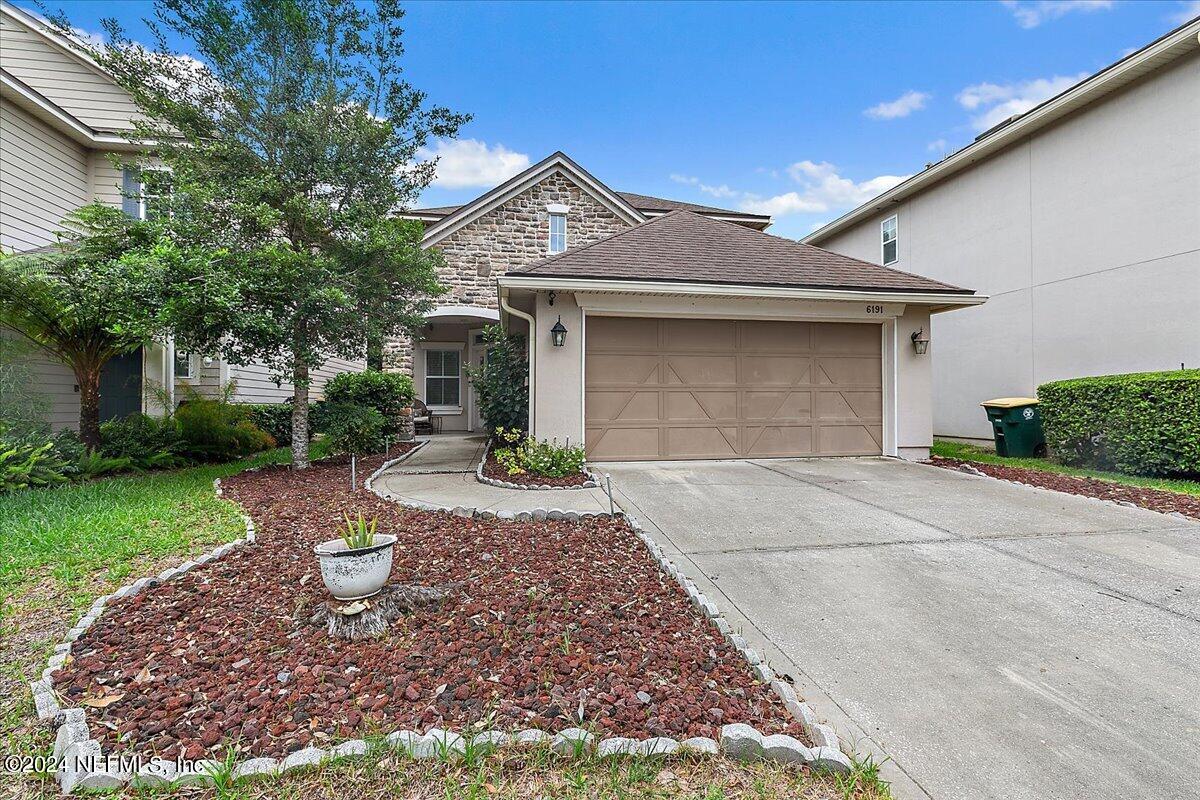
[585,317,882,461]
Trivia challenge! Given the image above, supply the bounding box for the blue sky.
[35,0,1200,238]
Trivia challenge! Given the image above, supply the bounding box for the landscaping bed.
[929,456,1200,520]
[481,451,592,488]
[52,454,801,762]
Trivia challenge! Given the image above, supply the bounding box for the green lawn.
[931,440,1200,497]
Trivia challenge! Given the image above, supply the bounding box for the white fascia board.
[1,70,141,151]
[802,18,1200,245]
[496,274,987,309]
[420,156,646,248]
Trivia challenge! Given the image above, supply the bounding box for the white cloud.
[1170,0,1200,23]
[739,192,828,216]
[1000,0,1114,29]
[927,139,949,153]
[669,174,740,199]
[416,139,530,189]
[863,90,931,120]
[957,73,1087,131]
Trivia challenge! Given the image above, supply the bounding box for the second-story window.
[548,212,567,254]
[881,215,898,265]
[121,166,171,220]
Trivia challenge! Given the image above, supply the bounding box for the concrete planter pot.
[313,535,397,601]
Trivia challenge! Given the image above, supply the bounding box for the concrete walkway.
[373,434,614,514]
[600,457,1200,800]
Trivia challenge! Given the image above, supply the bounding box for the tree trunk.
[366,329,383,371]
[75,365,102,450]
[291,360,310,469]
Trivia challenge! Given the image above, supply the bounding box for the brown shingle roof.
[516,210,972,294]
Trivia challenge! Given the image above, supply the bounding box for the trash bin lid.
[980,397,1039,408]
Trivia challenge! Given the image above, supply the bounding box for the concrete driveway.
[600,457,1200,800]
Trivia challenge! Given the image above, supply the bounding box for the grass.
[931,440,1200,497]
[13,742,894,800]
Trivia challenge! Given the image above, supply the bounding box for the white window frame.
[421,343,465,414]
[173,349,197,380]
[881,215,899,266]
[547,203,568,254]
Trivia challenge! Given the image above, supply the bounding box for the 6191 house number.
[865,304,885,314]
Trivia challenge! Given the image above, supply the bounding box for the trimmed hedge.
[323,370,413,437]
[1039,370,1200,478]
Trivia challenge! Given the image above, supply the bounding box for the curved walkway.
[372,434,614,514]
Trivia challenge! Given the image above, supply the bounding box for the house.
[396,152,984,461]
[803,18,1200,443]
[0,1,362,430]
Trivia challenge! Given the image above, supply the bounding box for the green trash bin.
[980,397,1046,457]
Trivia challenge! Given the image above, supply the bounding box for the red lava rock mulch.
[928,457,1200,520]
[482,451,591,488]
[55,455,801,761]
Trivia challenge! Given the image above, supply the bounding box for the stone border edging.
[474,439,601,491]
[948,462,1197,523]
[33,447,849,794]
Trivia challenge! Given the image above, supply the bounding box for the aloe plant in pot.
[313,514,397,601]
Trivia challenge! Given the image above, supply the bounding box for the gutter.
[497,282,537,437]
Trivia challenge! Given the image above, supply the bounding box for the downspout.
[497,281,536,436]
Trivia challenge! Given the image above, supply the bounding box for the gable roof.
[513,209,972,295]
[803,16,1200,246]
[405,191,771,229]
[417,151,648,247]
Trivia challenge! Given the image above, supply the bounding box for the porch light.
[550,315,568,347]
[911,327,930,355]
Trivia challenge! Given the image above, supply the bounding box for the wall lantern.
[910,327,930,355]
[550,315,568,347]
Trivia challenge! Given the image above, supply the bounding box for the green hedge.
[324,370,413,437]
[1038,370,1200,478]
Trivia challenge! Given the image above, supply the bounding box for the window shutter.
[121,167,142,218]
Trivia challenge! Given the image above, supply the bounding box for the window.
[881,215,898,265]
[424,348,461,409]
[174,350,194,379]
[548,212,567,254]
[121,166,171,220]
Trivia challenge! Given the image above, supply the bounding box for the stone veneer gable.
[384,172,631,372]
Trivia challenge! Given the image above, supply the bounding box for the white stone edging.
[474,438,601,490]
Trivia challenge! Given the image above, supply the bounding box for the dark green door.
[99,348,143,421]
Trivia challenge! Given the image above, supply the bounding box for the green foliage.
[68,0,467,464]
[99,413,187,469]
[243,403,296,443]
[0,437,70,493]
[72,450,134,480]
[324,370,414,436]
[0,203,175,446]
[322,403,387,455]
[465,326,528,433]
[175,388,276,462]
[492,427,586,478]
[339,513,378,550]
[1038,370,1200,478]
[0,335,49,433]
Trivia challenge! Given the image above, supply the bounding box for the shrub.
[0,434,70,492]
[243,403,295,443]
[322,402,387,455]
[466,326,528,433]
[491,427,586,478]
[324,370,414,436]
[176,397,275,461]
[99,413,186,468]
[1039,369,1200,478]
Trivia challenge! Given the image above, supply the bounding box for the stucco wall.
[816,51,1200,440]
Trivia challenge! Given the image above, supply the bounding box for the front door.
[467,328,488,432]
[99,348,143,422]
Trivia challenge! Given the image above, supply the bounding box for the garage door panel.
[743,390,814,421]
[586,318,882,460]
[666,426,739,459]
[739,320,814,351]
[741,355,812,385]
[665,355,738,385]
[587,426,660,460]
[587,390,659,422]
[586,354,659,386]
[745,425,814,457]
[664,318,737,350]
[665,391,738,421]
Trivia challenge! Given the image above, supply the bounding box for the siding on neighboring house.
[812,50,1200,441]
[229,357,368,404]
[0,97,90,252]
[0,13,141,133]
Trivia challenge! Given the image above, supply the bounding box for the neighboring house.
[0,1,362,429]
[397,152,984,461]
[804,19,1200,443]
